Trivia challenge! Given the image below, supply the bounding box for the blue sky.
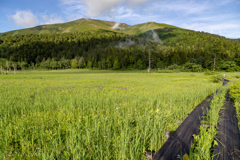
[0,0,240,38]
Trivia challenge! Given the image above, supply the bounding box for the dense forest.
[0,19,240,73]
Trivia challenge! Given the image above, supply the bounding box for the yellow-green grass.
[230,80,240,131]
[0,70,227,159]
[190,84,230,160]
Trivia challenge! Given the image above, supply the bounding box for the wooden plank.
[153,94,214,160]
[213,93,240,160]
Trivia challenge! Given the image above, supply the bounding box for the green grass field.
[0,70,239,159]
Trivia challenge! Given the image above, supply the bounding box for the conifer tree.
[71,59,78,69]
[113,57,120,70]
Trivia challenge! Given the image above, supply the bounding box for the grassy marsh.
[0,70,229,159]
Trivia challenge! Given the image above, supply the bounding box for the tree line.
[0,29,240,73]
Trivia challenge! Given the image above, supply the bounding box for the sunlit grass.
[0,70,225,159]
[190,84,230,160]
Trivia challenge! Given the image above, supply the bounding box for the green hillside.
[0,19,240,72]
[122,22,179,35]
[0,19,180,37]
[1,18,235,50]
[0,19,131,37]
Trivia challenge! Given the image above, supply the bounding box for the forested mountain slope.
[0,19,239,71]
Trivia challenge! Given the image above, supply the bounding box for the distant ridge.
[0,18,181,37]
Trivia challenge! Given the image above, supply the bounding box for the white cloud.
[81,0,122,17]
[10,10,39,27]
[113,7,140,19]
[67,14,83,21]
[60,1,87,21]
[42,14,64,24]
[60,0,154,17]
[181,22,240,38]
[182,23,238,31]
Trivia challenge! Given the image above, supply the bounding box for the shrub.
[205,70,217,75]
[230,82,240,117]
[87,60,92,69]
[71,59,78,69]
[156,61,165,69]
[220,61,240,72]
[230,81,240,101]
[113,58,120,70]
[137,59,146,70]
[168,64,180,70]
[184,62,202,72]
[211,74,222,83]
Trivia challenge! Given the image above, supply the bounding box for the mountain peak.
[0,18,179,37]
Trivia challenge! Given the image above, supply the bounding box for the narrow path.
[153,79,228,160]
[213,93,240,160]
[153,94,214,160]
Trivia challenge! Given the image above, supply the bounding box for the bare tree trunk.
[0,66,2,75]
[148,49,151,73]
[213,53,216,71]
[12,63,17,74]
[6,61,9,73]
[14,64,16,74]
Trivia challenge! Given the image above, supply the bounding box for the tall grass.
[230,81,240,128]
[190,83,230,160]
[0,70,221,159]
